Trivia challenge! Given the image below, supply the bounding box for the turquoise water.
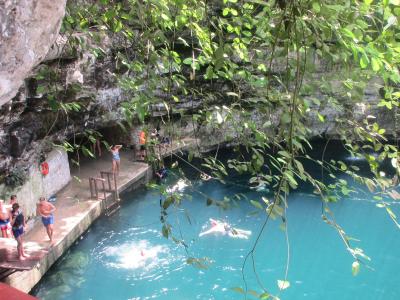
[33,144,400,300]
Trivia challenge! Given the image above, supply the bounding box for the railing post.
[94,179,98,199]
[101,180,106,202]
[113,173,119,202]
[89,178,94,198]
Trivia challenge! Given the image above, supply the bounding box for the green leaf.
[371,57,381,72]
[248,290,259,297]
[114,20,123,32]
[365,178,375,192]
[360,54,369,68]
[294,160,304,175]
[277,280,290,290]
[183,57,194,65]
[216,111,223,124]
[386,207,397,219]
[250,200,263,209]
[205,66,214,79]
[352,261,360,276]
[188,151,194,162]
[162,224,170,238]
[259,292,270,299]
[384,15,398,31]
[231,287,245,294]
[312,2,321,13]
[281,113,290,124]
[257,64,267,72]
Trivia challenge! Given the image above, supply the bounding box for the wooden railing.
[89,177,106,200]
[100,171,119,202]
[89,171,120,216]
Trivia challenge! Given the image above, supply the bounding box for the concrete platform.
[1,138,196,293]
[0,282,37,299]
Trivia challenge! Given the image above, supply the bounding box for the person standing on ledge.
[0,200,11,238]
[37,197,56,244]
[110,145,122,175]
[11,203,27,260]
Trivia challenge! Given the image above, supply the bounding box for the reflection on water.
[166,178,189,193]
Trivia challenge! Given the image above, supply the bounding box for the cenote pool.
[32,142,400,299]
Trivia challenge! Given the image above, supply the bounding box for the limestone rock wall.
[0,0,67,106]
[0,148,71,217]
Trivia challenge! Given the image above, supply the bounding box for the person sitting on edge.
[110,145,122,175]
[0,200,11,238]
[160,136,170,148]
[155,166,168,180]
[11,203,27,260]
[37,197,56,244]
[150,127,160,139]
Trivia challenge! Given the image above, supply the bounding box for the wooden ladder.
[89,171,120,216]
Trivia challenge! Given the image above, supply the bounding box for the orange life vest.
[40,162,49,176]
[139,131,146,145]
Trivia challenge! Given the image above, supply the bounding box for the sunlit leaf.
[352,261,360,276]
[277,280,290,290]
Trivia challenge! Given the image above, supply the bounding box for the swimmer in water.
[249,176,269,192]
[200,173,212,181]
[199,218,251,239]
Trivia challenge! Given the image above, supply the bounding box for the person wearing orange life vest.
[139,130,146,160]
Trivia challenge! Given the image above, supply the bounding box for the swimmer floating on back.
[200,173,212,181]
[199,218,251,239]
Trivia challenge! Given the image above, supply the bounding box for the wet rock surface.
[0,0,67,106]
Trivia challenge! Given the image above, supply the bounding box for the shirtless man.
[37,197,56,243]
[0,200,11,238]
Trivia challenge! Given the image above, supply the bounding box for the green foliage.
[59,0,400,295]
[4,167,27,188]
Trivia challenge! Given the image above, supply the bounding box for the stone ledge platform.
[1,138,196,293]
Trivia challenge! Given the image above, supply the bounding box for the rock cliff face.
[0,0,67,106]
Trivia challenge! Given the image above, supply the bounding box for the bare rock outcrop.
[0,0,67,106]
